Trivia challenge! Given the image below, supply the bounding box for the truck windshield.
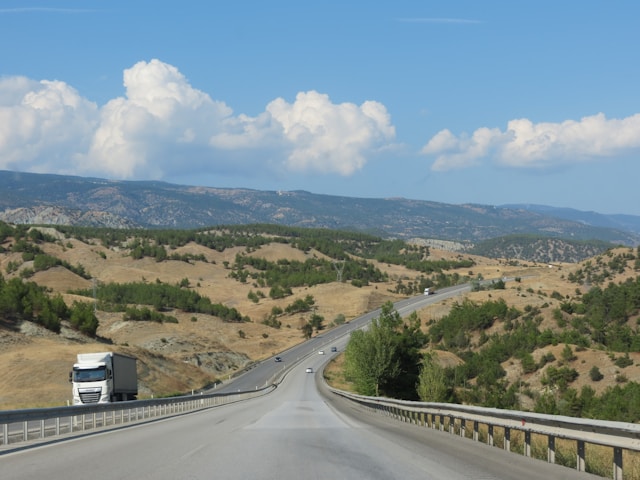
[73,366,107,382]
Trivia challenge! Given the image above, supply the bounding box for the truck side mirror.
[69,371,72,383]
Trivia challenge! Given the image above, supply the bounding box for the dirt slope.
[1,233,638,411]
[0,238,406,408]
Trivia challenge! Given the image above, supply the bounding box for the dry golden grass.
[1,236,638,415]
[0,238,405,409]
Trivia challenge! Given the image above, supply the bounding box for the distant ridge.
[1,170,639,247]
[501,203,640,236]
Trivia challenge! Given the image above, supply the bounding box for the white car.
[305,367,313,373]
[318,350,325,355]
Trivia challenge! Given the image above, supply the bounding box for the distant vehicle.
[424,288,436,295]
[70,352,137,404]
[318,350,325,355]
[305,367,313,373]
[275,356,282,362]
[331,346,337,352]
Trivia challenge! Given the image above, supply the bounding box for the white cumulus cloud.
[84,59,234,179]
[422,113,640,171]
[0,59,396,181]
[266,91,395,175]
[0,76,98,173]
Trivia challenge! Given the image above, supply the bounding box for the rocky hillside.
[0,225,414,408]
[1,223,639,414]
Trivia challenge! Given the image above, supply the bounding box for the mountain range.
[1,170,639,249]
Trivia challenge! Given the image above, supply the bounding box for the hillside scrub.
[4,221,639,414]
[0,275,98,335]
[72,281,249,323]
[340,247,640,421]
[420,255,640,420]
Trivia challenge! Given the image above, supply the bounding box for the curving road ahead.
[3,356,600,479]
[216,285,472,394]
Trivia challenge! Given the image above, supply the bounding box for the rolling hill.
[1,223,640,415]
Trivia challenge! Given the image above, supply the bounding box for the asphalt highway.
[2,355,600,480]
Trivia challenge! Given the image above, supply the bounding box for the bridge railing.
[329,388,640,480]
[0,385,274,450]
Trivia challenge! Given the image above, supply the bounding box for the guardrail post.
[613,447,623,480]
[524,431,531,457]
[504,427,511,452]
[548,436,555,464]
[577,440,586,472]
[23,420,28,441]
[40,418,45,439]
[460,419,466,438]
[449,416,455,434]
[3,423,8,445]
[473,421,478,441]
[487,424,494,446]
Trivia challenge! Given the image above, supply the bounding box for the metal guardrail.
[0,385,275,450]
[329,388,640,480]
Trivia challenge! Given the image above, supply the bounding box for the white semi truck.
[70,352,138,404]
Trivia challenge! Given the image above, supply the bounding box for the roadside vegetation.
[3,220,640,425]
[341,246,640,423]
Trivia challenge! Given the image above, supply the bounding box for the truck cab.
[71,360,112,404]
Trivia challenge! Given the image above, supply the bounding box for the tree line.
[73,280,248,323]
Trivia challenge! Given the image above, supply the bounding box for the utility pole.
[92,277,97,315]
[333,260,345,282]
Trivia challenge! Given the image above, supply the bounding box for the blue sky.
[1,1,639,215]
